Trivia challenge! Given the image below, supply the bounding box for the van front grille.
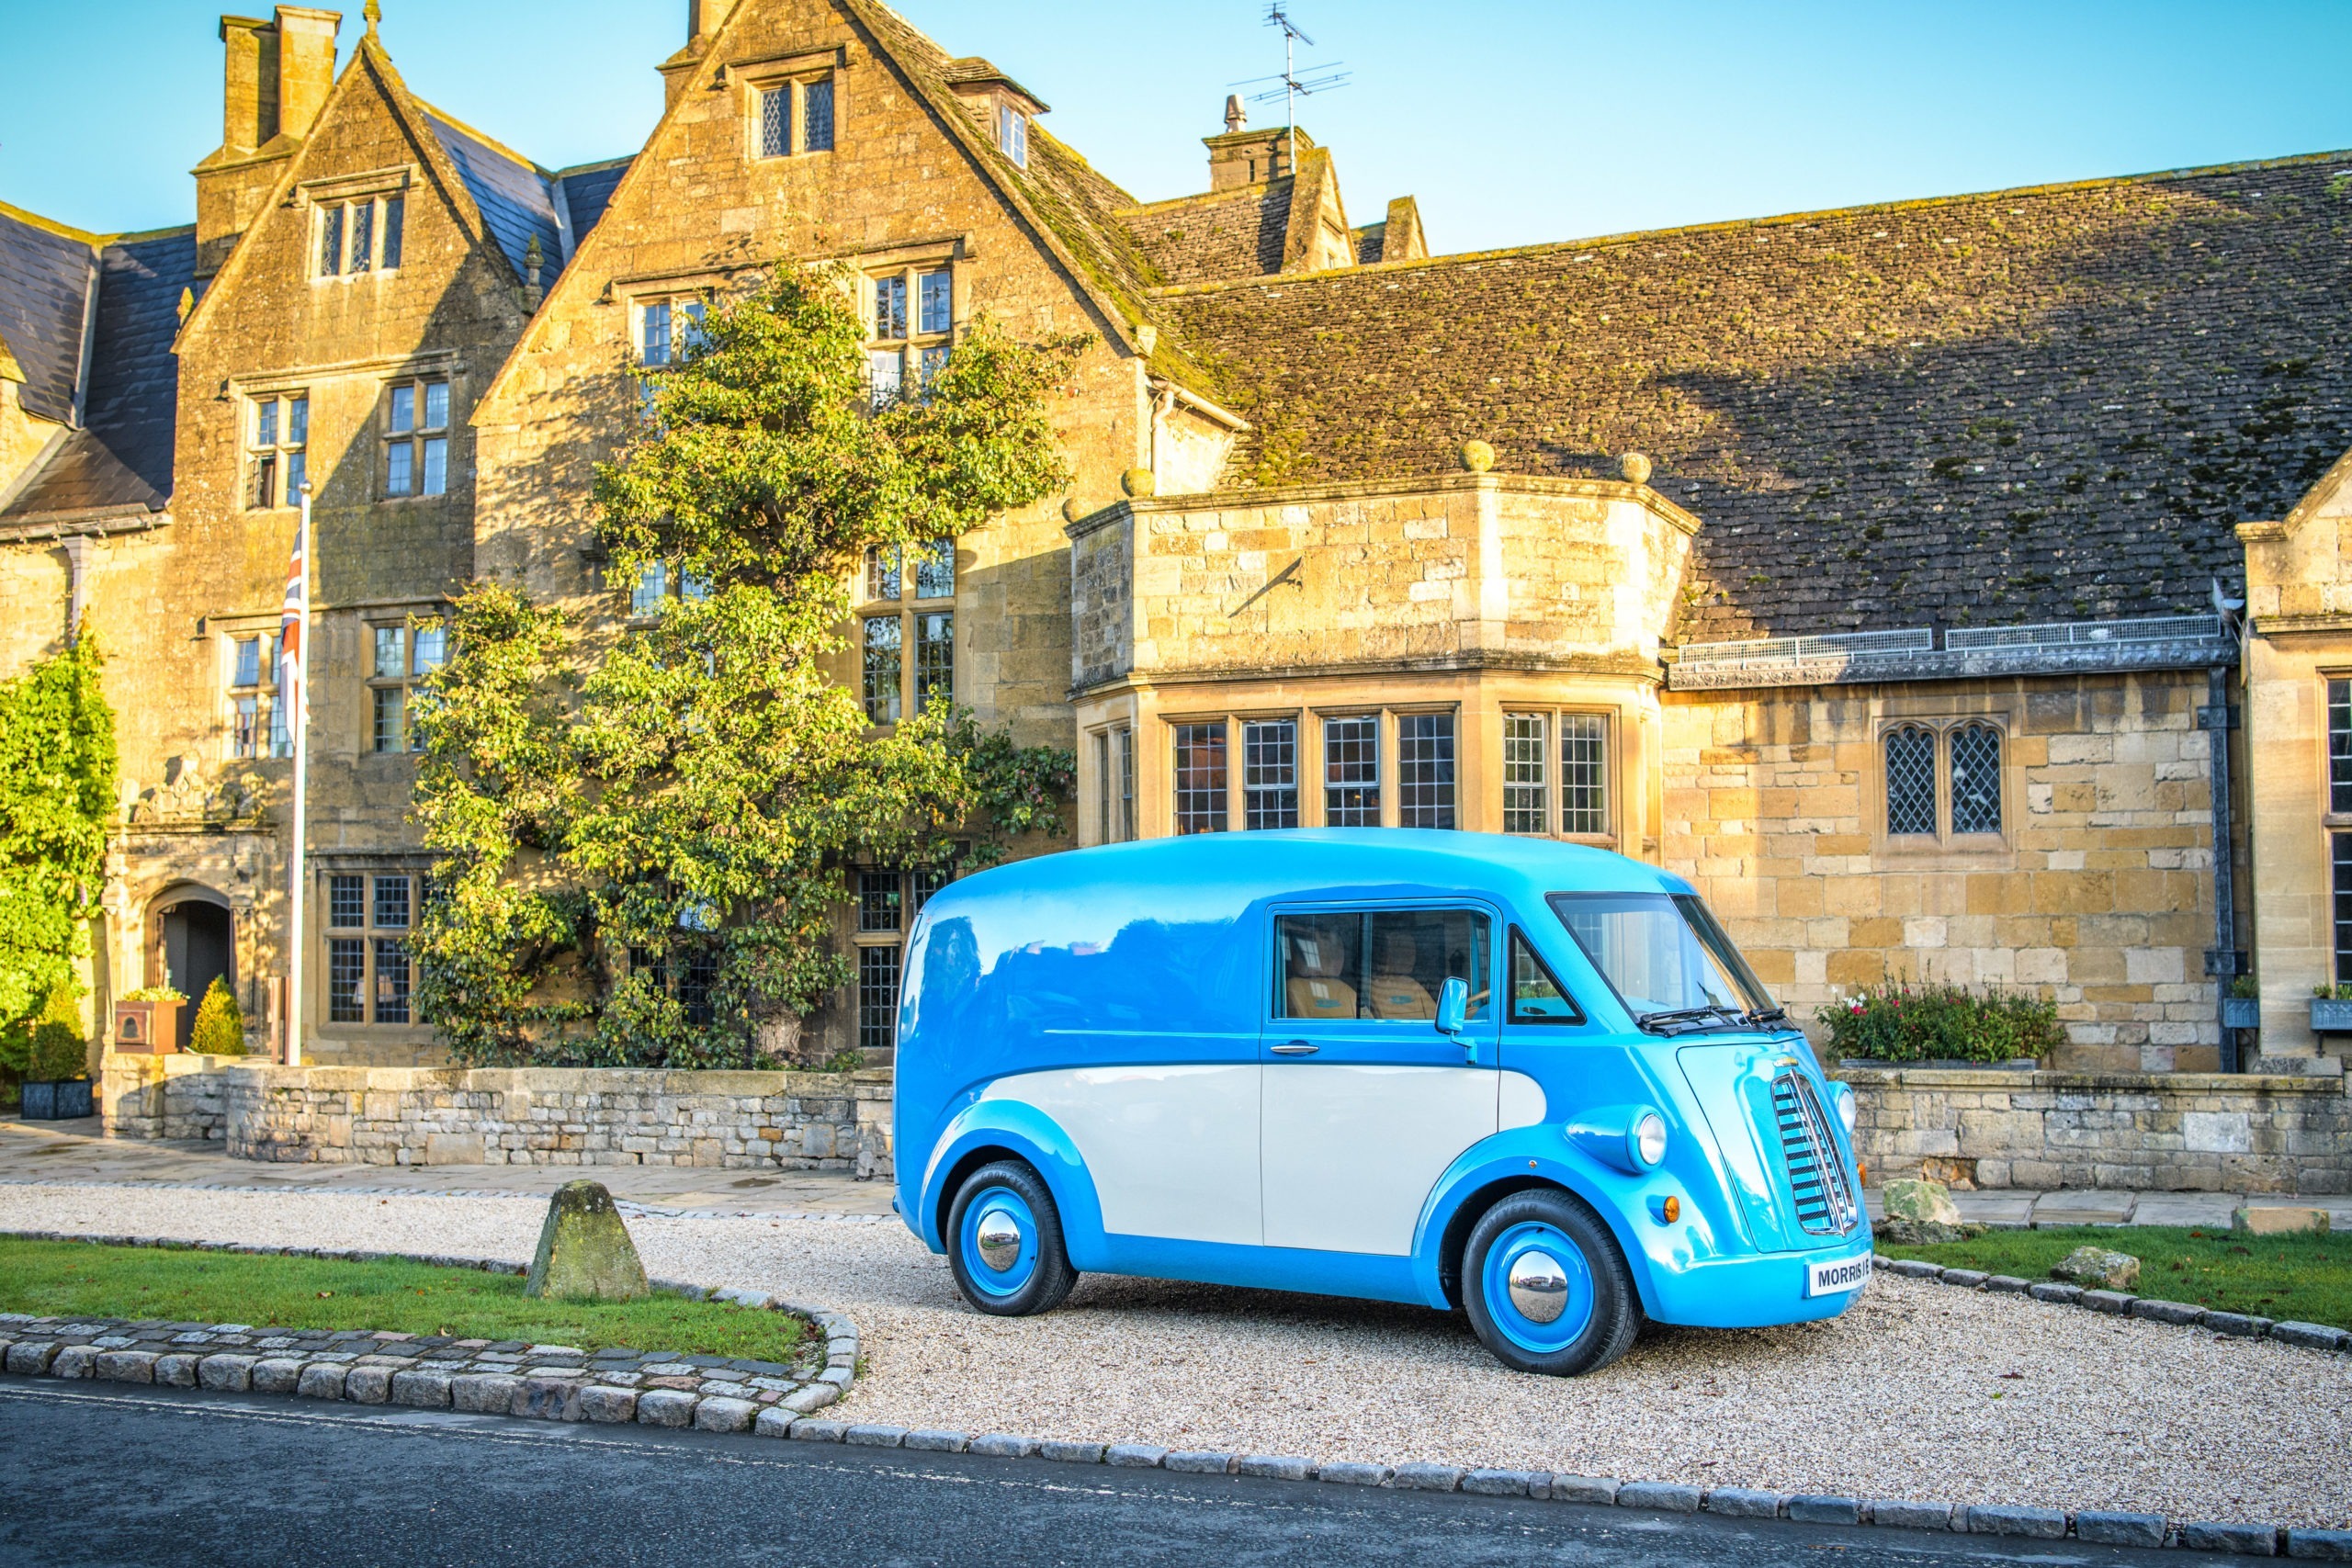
[1770,1069,1859,1236]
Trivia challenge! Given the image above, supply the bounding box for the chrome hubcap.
[974,1207,1024,1273]
[1507,1250,1570,1323]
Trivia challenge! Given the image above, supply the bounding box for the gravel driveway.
[5,1181,2346,1527]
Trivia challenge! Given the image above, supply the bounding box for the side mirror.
[1435,976,1468,1038]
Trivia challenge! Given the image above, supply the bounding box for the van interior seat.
[1284,925,1357,1021]
[1364,926,1435,1020]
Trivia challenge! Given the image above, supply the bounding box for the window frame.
[854,539,957,728]
[1498,705,1615,843]
[865,262,956,407]
[224,630,290,761]
[312,189,406,281]
[381,376,451,499]
[1090,723,1136,844]
[745,60,841,162]
[364,613,449,755]
[322,868,424,1029]
[2324,674,2352,827]
[244,390,309,511]
[1871,714,2014,856]
[848,863,954,1055]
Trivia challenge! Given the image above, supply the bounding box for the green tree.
[412,264,1077,1068]
[26,981,89,1082]
[189,976,248,1056]
[0,634,117,1032]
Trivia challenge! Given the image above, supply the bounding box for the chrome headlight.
[1830,1081,1857,1134]
[1633,1111,1668,1168]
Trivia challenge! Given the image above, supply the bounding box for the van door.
[1261,904,1501,1255]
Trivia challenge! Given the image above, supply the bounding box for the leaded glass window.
[803,77,834,152]
[760,85,789,157]
[913,612,952,712]
[1397,713,1457,829]
[858,869,901,932]
[1502,714,1547,833]
[913,538,955,599]
[1173,722,1228,834]
[1885,726,1937,836]
[858,942,900,1051]
[1949,723,2002,834]
[1244,718,1299,829]
[372,938,410,1023]
[328,938,365,1023]
[1323,715,1379,827]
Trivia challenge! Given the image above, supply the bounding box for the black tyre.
[1461,1188,1641,1376]
[944,1159,1079,1316]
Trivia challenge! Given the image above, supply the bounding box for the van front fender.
[916,1098,1109,1265]
[1410,1126,1731,1319]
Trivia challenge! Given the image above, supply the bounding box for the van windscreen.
[1546,892,1781,1034]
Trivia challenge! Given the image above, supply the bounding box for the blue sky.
[6,1,2351,252]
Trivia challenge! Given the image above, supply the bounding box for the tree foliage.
[0,635,117,1031]
[412,265,1078,1068]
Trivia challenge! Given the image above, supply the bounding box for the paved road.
[12,1116,2352,1228]
[0,1382,2227,1568]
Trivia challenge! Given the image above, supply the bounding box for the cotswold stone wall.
[101,1058,895,1178]
[1838,1065,2351,1192]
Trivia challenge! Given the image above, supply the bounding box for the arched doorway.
[153,892,234,1051]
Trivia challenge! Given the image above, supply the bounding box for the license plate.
[1807,1255,1871,1297]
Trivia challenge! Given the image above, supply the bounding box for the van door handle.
[1270,1041,1318,1055]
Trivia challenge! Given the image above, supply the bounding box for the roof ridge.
[1148,144,2352,299]
[0,198,104,249]
[1118,181,1293,218]
[550,153,636,179]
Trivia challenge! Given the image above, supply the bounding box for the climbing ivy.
[411,265,1077,1069]
[0,633,117,1032]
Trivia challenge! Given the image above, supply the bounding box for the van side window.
[1275,910,1490,1022]
[1509,931,1584,1024]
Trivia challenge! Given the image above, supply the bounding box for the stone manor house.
[7,0,2352,1092]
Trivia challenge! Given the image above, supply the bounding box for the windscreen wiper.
[1742,1005,1789,1028]
[1635,1005,1748,1036]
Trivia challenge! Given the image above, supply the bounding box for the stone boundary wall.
[99,1056,895,1179]
[1838,1066,2351,1192]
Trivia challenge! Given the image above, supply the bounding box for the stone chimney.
[1204,123,1309,191]
[661,0,741,110]
[195,7,343,278]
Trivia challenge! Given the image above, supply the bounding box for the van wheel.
[1462,1190,1639,1376]
[946,1160,1078,1316]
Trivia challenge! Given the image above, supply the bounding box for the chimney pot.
[272,6,342,143]
[1224,94,1246,133]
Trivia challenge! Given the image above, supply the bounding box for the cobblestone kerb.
[1872,1253,2352,1357]
[6,1235,2347,1555]
[0,1229,860,1423]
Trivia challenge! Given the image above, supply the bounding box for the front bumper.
[1642,1231,1875,1328]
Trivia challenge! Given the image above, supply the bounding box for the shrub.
[26,982,88,1081]
[1817,981,2064,1064]
[188,976,247,1056]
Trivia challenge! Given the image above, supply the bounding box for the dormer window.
[752,73,836,159]
[995,103,1027,167]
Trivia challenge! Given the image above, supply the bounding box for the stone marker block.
[2286,1529,2352,1560]
[1106,1444,1169,1468]
[526,1180,649,1302]
[1703,1488,1784,1518]
[905,1429,973,1453]
[1787,1495,1860,1525]
[1236,1454,1312,1481]
[50,1346,97,1379]
[1462,1469,1540,1497]
[2234,1207,2330,1237]
[752,1407,797,1439]
[514,1378,582,1420]
[1968,1504,2067,1538]
[844,1423,908,1448]
[1040,1440,1106,1464]
[5,1343,58,1375]
[2272,1322,2350,1352]
[1546,1475,1622,1506]
[390,1369,454,1408]
[577,1385,638,1424]
[197,1353,255,1391]
[2081,1290,2137,1314]
[1162,1450,1234,1473]
[1317,1461,1391,1486]
[297,1364,347,1401]
[95,1350,158,1384]
[788,1418,850,1443]
[250,1358,304,1395]
[344,1366,392,1404]
[1870,1500,1955,1532]
[153,1353,200,1388]
[967,1434,1037,1459]
[2180,1521,2278,1555]
[2129,1299,2204,1326]
[634,1389,697,1427]
[695,1397,757,1434]
[1390,1463,1464,1492]
[1616,1482,1702,1513]
[2075,1511,2166,1547]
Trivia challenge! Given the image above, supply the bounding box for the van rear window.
[1275,910,1491,1022]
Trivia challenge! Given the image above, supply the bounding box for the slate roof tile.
[421,108,561,283]
[1153,151,2352,640]
[0,201,96,425]
[1122,182,1295,284]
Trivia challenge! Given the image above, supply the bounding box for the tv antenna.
[1227,3,1349,176]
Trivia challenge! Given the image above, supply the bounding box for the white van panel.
[1261,1064,1498,1255]
[1499,1070,1547,1130]
[981,1066,1261,1246]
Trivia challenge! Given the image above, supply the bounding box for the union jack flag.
[277,507,306,726]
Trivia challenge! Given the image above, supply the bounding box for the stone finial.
[525,1179,649,1301]
[1458,439,1495,474]
[1225,94,1246,134]
[1061,498,1085,524]
[1619,451,1654,485]
[1133,322,1158,356]
[1120,467,1157,499]
[364,0,381,38]
[524,233,544,289]
[176,288,195,325]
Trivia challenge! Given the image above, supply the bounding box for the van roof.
[933,829,1690,914]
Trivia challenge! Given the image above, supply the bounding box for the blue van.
[892,829,1870,1375]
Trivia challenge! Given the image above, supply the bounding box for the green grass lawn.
[1878,1224,2352,1331]
[0,1239,808,1360]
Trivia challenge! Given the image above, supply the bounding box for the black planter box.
[20,1079,94,1120]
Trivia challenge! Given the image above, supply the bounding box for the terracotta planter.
[112,998,182,1055]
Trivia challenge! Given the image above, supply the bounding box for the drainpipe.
[2205,661,2241,1073]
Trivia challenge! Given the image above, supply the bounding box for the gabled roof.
[2,227,195,520]
[419,106,562,279]
[1153,150,2352,641]
[0,200,97,425]
[553,157,633,252]
[1124,181,1295,285]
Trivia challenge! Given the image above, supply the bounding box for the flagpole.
[286,482,311,1068]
